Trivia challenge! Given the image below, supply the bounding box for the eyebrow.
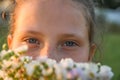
[22,30,45,37]
[59,34,78,38]
[57,33,84,41]
[21,30,84,40]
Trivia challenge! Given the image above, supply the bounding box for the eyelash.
[60,40,80,49]
[26,38,39,44]
[24,37,40,48]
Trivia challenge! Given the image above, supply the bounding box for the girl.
[6,0,96,62]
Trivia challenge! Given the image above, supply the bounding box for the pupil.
[66,41,74,46]
[29,38,36,43]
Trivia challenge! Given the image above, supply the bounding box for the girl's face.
[8,0,95,62]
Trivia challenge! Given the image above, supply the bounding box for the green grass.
[100,33,120,80]
[0,27,8,50]
[0,27,120,80]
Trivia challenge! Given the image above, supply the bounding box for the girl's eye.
[60,40,80,49]
[24,38,40,48]
[64,41,79,46]
[26,38,39,44]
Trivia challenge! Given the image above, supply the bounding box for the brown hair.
[73,0,96,45]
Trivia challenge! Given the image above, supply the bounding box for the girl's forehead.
[17,0,84,15]
[14,0,88,36]
[16,0,87,26]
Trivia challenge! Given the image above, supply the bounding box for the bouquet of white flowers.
[0,44,114,80]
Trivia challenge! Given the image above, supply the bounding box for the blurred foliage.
[101,33,120,80]
[107,22,120,34]
[0,26,8,50]
[94,0,120,9]
[96,11,120,34]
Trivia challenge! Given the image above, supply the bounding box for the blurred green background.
[0,0,120,80]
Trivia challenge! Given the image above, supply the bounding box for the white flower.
[75,63,99,80]
[87,63,99,79]
[39,77,45,80]
[14,45,28,55]
[99,65,114,80]
[4,77,13,80]
[24,60,39,76]
[0,70,6,78]
[0,50,13,58]
[89,63,99,73]
[54,64,63,80]
[46,58,57,67]
[76,63,89,70]
[42,68,53,76]
[20,56,32,62]
[37,57,57,67]
[0,50,7,58]
[2,60,12,69]
[60,58,74,69]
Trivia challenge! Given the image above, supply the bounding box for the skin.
[7,0,96,62]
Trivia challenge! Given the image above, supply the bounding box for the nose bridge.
[39,41,54,57]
